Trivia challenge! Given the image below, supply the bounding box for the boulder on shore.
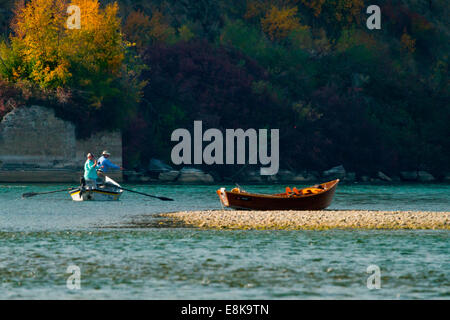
[158,170,180,182]
[123,171,143,182]
[275,169,296,181]
[400,171,418,181]
[377,171,392,182]
[240,170,263,183]
[139,176,156,183]
[443,173,450,182]
[292,171,318,182]
[177,167,214,183]
[323,165,346,180]
[344,172,356,182]
[417,171,435,182]
[267,170,318,183]
[148,158,173,173]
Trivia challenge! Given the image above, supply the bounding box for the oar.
[119,187,174,201]
[22,188,75,198]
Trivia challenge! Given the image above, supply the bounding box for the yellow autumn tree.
[9,0,124,88]
[11,0,70,87]
[261,6,302,40]
[66,0,124,76]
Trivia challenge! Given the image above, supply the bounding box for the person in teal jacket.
[84,153,103,188]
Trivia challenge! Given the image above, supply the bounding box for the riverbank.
[160,210,450,230]
[127,164,450,184]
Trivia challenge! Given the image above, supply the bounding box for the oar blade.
[119,187,173,201]
[22,192,37,198]
[158,196,174,201]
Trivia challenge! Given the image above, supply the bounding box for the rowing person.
[98,150,123,172]
[84,153,103,189]
[97,150,123,183]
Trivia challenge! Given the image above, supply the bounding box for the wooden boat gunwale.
[227,179,339,199]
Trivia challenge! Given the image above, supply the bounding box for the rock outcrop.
[0,106,122,182]
[148,158,174,173]
[444,173,450,182]
[158,170,180,182]
[400,171,418,181]
[177,167,214,183]
[377,171,392,182]
[344,172,356,182]
[417,171,435,182]
[323,165,346,180]
[292,171,319,182]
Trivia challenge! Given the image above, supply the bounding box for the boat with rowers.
[216,179,339,210]
[69,176,123,201]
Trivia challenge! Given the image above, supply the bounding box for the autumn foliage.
[5,0,123,88]
[0,0,448,176]
[261,6,302,40]
[123,9,175,49]
[126,40,286,164]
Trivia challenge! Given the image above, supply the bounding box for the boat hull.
[69,188,122,201]
[217,179,339,210]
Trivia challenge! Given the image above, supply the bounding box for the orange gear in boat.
[301,187,323,195]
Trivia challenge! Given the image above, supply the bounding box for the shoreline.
[160,210,450,230]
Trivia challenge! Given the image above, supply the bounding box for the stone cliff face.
[0,105,122,182]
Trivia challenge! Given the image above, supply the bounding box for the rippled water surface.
[0,182,449,299]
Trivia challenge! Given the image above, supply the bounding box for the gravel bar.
[160,210,450,230]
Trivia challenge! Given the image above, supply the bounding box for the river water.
[0,183,449,299]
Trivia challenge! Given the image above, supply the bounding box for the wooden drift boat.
[69,176,123,201]
[216,179,339,210]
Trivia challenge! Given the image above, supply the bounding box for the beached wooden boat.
[216,179,339,210]
[69,176,123,201]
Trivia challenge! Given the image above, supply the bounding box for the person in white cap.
[97,150,123,173]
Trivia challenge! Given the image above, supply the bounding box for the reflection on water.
[0,183,449,299]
